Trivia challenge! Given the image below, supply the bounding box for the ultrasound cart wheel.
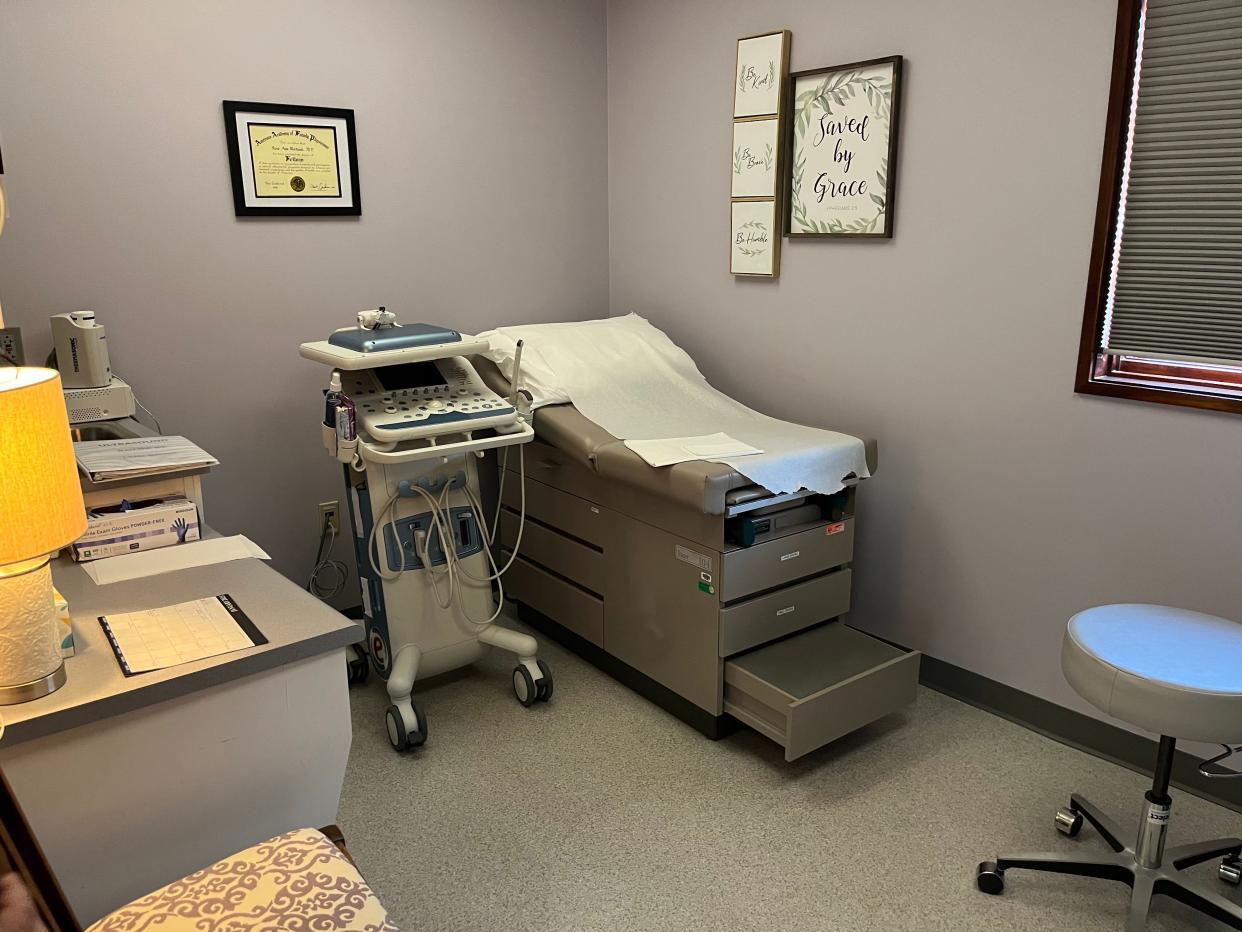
[347,645,369,685]
[536,659,554,702]
[513,665,537,707]
[385,702,428,751]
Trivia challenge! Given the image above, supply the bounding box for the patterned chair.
[87,827,397,932]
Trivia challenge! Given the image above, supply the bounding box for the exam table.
[475,359,919,761]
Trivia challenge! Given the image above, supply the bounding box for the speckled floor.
[338,615,1242,931]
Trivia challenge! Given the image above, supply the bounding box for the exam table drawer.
[724,622,919,761]
[499,509,606,595]
[721,518,854,602]
[502,473,609,548]
[719,569,852,657]
[502,553,604,647]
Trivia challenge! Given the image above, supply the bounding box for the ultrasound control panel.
[347,357,519,442]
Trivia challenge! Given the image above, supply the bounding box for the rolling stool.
[977,604,1242,930]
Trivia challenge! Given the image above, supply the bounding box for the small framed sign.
[731,118,779,198]
[730,200,778,276]
[222,101,361,216]
[786,56,902,238]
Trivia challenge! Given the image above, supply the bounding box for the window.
[1077,0,1242,414]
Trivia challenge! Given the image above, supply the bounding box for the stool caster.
[1055,806,1083,838]
[1220,857,1242,885]
[976,861,1005,895]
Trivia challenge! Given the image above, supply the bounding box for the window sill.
[1076,369,1242,416]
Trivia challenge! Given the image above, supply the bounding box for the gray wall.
[606,0,1242,720]
[0,0,609,587]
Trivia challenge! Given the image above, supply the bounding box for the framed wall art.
[222,100,361,217]
[785,56,902,238]
[730,30,790,278]
[730,200,778,276]
[731,118,779,198]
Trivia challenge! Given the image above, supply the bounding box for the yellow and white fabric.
[88,828,397,931]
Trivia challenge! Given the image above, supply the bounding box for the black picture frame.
[222,100,361,217]
[783,55,903,239]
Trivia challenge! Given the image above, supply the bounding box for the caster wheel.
[536,659,554,703]
[347,646,369,685]
[976,861,1005,895]
[384,703,427,751]
[1055,806,1083,837]
[513,665,537,707]
[385,705,407,750]
[1220,858,1242,885]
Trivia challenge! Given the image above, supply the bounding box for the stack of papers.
[74,436,218,482]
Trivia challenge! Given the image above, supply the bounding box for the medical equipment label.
[827,521,846,535]
[675,545,712,572]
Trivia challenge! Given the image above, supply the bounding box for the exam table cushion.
[1062,604,1242,745]
[87,827,396,931]
[474,357,877,514]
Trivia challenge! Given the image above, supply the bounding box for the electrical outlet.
[318,501,340,535]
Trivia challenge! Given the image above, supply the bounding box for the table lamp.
[0,367,86,702]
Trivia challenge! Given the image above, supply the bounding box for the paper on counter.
[623,432,764,468]
[82,535,270,585]
[75,435,218,482]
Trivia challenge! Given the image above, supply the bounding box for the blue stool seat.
[1063,604,1242,744]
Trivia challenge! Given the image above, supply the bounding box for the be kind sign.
[787,56,903,238]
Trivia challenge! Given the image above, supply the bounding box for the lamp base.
[0,662,66,704]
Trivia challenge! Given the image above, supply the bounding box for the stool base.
[978,793,1242,931]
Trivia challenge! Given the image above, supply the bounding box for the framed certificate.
[222,101,361,216]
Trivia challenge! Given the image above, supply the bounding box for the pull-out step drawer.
[719,569,852,657]
[724,622,919,761]
[499,510,606,595]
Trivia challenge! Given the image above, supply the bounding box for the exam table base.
[516,602,736,740]
[978,792,1242,931]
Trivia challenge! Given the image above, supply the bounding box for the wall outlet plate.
[318,500,340,535]
[0,327,24,366]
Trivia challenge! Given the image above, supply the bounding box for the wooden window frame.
[1075,0,1242,415]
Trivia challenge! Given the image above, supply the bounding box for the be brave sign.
[787,56,903,238]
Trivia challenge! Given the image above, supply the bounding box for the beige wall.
[606,0,1242,719]
[0,0,609,586]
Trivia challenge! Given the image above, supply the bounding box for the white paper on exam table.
[483,314,870,495]
[82,536,270,585]
[74,435,218,481]
[624,433,764,468]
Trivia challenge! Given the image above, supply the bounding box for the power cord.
[307,522,348,600]
[365,443,529,627]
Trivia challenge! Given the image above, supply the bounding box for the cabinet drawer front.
[721,518,854,602]
[502,474,608,547]
[503,554,603,647]
[719,569,852,657]
[724,622,919,761]
[500,510,605,595]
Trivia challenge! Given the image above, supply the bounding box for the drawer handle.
[779,550,801,562]
[776,605,796,617]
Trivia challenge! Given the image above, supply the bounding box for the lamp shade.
[0,368,86,565]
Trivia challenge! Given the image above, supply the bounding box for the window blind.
[1103,0,1242,366]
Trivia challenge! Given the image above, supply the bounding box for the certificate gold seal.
[289,176,306,192]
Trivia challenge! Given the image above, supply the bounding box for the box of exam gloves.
[72,496,200,562]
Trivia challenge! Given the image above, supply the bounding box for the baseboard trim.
[918,653,1242,814]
